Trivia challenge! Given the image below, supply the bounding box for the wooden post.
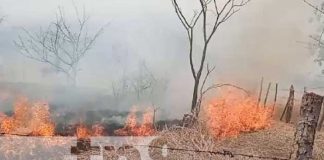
[280,85,294,123]
[263,82,271,107]
[257,77,264,107]
[292,92,323,160]
[272,83,278,115]
[153,107,160,130]
[317,103,324,131]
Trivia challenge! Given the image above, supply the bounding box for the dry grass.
[151,121,324,160]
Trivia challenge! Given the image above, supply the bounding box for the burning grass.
[114,107,156,136]
[0,97,54,136]
[0,90,293,159]
[75,123,106,138]
[202,89,272,138]
[0,96,156,137]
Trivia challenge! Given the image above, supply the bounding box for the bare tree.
[131,61,157,100]
[112,61,157,100]
[303,1,324,67]
[171,0,250,116]
[14,6,104,86]
[303,0,324,130]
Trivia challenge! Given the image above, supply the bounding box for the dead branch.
[303,0,324,15]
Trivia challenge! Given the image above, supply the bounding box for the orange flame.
[0,117,14,134]
[76,124,90,139]
[75,123,105,138]
[204,89,271,138]
[0,97,55,136]
[115,107,156,136]
[92,123,106,136]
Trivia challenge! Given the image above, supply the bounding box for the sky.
[0,0,322,116]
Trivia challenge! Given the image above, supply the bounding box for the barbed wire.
[134,145,289,160]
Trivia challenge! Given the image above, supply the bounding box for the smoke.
[0,0,321,119]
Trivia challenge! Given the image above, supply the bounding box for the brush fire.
[0,97,55,136]
[2,0,324,159]
[203,90,272,138]
[0,98,157,137]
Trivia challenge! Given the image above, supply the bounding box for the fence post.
[257,77,264,107]
[263,82,271,107]
[292,92,323,160]
[272,83,278,111]
[280,85,294,123]
[317,102,324,131]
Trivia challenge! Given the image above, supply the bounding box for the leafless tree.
[111,60,169,108]
[14,6,105,86]
[112,61,157,100]
[303,0,324,130]
[171,0,250,116]
[131,61,156,100]
[303,1,324,65]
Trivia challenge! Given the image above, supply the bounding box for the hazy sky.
[0,0,322,114]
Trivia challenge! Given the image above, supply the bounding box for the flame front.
[115,107,156,136]
[92,123,105,136]
[0,97,55,136]
[76,124,90,139]
[75,123,106,138]
[204,90,272,138]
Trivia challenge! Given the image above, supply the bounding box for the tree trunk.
[71,66,78,87]
[191,79,200,115]
[292,92,323,160]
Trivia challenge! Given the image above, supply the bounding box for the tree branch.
[303,0,324,15]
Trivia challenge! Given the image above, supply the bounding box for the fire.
[139,107,155,135]
[0,117,14,134]
[76,124,90,139]
[92,123,105,136]
[115,107,156,136]
[0,97,55,136]
[124,107,138,130]
[203,89,271,138]
[75,123,106,138]
[30,102,55,136]
[0,96,155,137]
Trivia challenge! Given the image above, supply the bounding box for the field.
[152,121,324,160]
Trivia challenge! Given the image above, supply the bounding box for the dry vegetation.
[149,121,324,160]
